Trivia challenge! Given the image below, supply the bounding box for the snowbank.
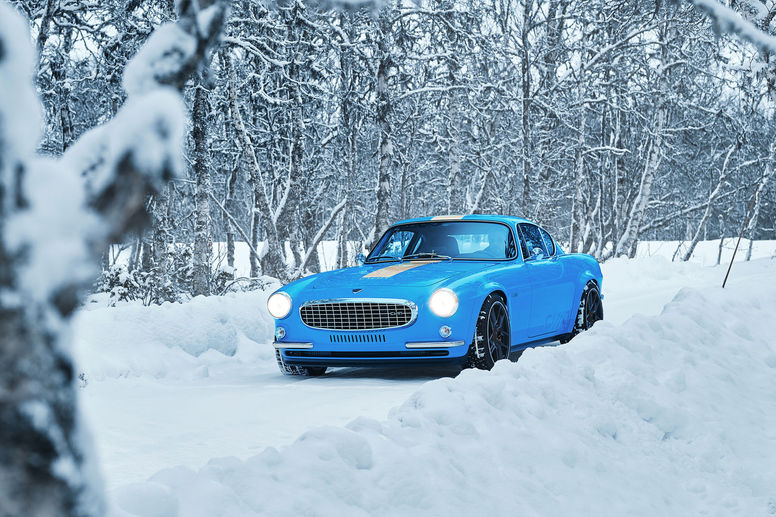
[634,238,776,266]
[73,288,277,380]
[110,259,776,517]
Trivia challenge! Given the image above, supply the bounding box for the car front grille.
[299,299,416,331]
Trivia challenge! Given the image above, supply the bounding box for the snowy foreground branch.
[0,1,226,515]
[688,0,776,53]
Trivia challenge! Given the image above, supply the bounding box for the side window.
[538,227,556,256]
[506,230,517,259]
[517,225,530,260]
[518,224,548,260]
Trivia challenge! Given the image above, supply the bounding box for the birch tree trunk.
[225,165,238,272]
[192,84,213,296]
[371,8,393,248]
[569,110,586,253]
[224,54,283,279]
[520,0,533,217]
[717,214,725,265]
[745,162,774,260]
[152,186,171,291]
[336,12,357,269]
[615,19,673,258]
[682,144,737,261]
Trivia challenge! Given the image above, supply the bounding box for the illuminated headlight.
[428,288,458,318]
[267,292,292,319]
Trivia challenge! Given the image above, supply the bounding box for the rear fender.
[564,268,602,333]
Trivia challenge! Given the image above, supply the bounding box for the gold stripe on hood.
[362,260,440,278]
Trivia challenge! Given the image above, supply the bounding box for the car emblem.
[352,288,363,293]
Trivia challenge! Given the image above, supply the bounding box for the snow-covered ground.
[73,245,776,516]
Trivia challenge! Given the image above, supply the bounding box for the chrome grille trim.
[299,298,417,331]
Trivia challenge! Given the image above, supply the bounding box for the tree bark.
[191,84,212,296]
[615,19,672,258]
[225,165,237,272]
[0,4,226,512]
[225,52,284,280]
[745,162,774,260]
[682,144,737,261]
[371,8,393,248]
[569,109,586,253]
[520,0,533,217]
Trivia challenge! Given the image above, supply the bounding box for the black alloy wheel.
[486,300,511,363]
[583,286,604,330]
[467,293,513,370]
[560,281,604,344]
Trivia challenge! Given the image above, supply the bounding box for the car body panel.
[270,215,603,369]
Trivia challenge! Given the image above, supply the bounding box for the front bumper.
[273,330,471,368]
[275,348,469,368]
[272,291,478,368]
[273,340,465,350]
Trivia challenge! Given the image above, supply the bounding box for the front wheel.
[466,293,512,370]
[275,350,327,376]
[560,281,603,344]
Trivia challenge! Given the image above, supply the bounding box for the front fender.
[442,278,514,345]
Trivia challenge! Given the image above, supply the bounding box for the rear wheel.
[275,350,327,376]
[560,281,603,344]
[467,293,512,370]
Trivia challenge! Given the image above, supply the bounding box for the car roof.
[392,214,534,226]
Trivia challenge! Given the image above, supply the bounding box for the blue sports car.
[267,215,603,376]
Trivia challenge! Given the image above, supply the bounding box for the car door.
[539,226,577,330]
[518,223,566,337]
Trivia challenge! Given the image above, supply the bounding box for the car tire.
[275,350,327,376]
[466,293,512,370]
[560,281,603,344]
[508,349,524,362]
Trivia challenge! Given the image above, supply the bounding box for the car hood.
[308,260,497,290]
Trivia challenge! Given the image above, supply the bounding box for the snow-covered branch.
[689,0,776,53]
[0,1,228,514]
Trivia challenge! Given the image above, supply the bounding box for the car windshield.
[367,221,516,262]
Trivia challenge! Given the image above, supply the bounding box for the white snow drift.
[88,257,776,517]
[74,287,277,380]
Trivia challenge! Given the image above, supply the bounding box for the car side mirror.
[356,253,366,266]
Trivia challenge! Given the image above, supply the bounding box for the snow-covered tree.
[0,1,225,513]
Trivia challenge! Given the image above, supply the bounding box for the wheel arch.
[478,281,510,311]
[456,281,511,342]
[563,264,603,334]
[576,266,602,299]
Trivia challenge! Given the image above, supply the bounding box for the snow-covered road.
[74,250,776,512]
[81,365,460,489]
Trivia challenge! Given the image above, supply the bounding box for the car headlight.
[267,292,292,319]
[428,288,458,318]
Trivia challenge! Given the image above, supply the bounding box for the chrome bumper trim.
[405,340,465,349]
[273,342,313,349]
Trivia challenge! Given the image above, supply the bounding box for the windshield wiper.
[402,252,452,261]
[365,256,401,264]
